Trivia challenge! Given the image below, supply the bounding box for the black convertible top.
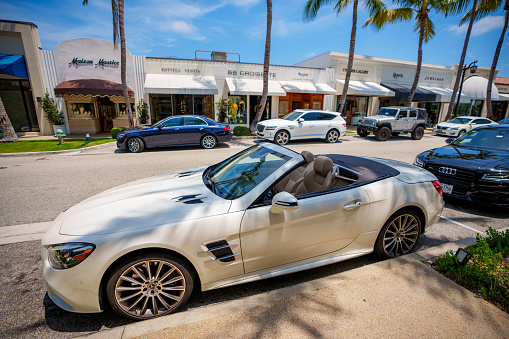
[325,154,400,183]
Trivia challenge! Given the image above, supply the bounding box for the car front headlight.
[413,152,429,168]
[481,173,509,183]
[47,243,96,269]
[117,133,125,140]
[265,126,276,131]
[449,127,459,131]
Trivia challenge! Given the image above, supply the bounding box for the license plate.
[442,183,453,194]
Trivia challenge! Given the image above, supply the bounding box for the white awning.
[279,81,337,95]
[225,78,286,96]
[461,75,499,100]
[420,86,472,103]
[336,80,395,97]
[496,93,509,101]
[144,74,218,95]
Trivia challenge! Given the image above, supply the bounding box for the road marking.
[440,216,486,236]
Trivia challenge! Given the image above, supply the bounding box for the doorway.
[97,97,115,132]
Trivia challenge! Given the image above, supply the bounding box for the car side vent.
[172,194,206,204]
[175,170,199,178]
[199,240,238,263]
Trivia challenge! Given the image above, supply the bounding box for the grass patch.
[433,228,509,313]
[0,138,115,153]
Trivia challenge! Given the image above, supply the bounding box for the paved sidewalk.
[82,237,509,339]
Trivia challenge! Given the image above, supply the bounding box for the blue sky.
[2,0,508,77]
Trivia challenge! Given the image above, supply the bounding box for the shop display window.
[250,96,271,123]
[175,95,191,115]
[66,102,97,120]
[115,102,135,119]
[193,95,213,119]
[491,101,508,121]
[417,102,440,126]
[227,95,247,124]
[340,96,368,125]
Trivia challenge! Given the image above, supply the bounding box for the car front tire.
[325,129,339,143]
[106,253,194,320]
[127,137,145,153]
[201,134,217,149]
[274,130,290,145]
[458,130,466,137]
[374,209,421,259]
[374,127,391,141]
[357,127,369,137]
[411,127,424,140]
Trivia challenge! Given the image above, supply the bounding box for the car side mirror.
[270,192,300,214]
[297,118,304,123]
[157,125,163,130]
[396,115,400,120]
[445,138,454,144]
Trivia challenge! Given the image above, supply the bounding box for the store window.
[175,95,191,115]
[150,95,172,123]
[66,102,97,119]
[471,100,483,116]
[491,101,508,121]
[193,95,213,119]
[339,96,368,125]
[0,79,39,132]
[250,96,271,123]
[116,102,135,119]
[417,102,440,126]
[278,93,323,118]
[227,95,247,124]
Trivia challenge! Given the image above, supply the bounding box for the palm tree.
[0,97,20,142]
[304,0,384,114]
[83,0,134,128]
[462,0,508,119]
[249,0,273,134]
[364,0,446,106]
[444,0,479,121]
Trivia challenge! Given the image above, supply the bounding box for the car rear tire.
[106,253,194,320]
[274,130,290,145]
[411,127,424,140]
[357,127,369,137]
[374,127,391,141]
[127,137,145,153]
[201,135,217,149]
[325,129,339,143]
[374,209,421,259]
[458,130,466,137]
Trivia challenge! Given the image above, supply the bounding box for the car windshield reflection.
[204,145,293,200]
[377,108,398,117]
[282,111,305,121]
[448,118,472,125]
[452,128,509,151]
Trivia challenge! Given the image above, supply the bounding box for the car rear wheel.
[458,130,466,137]
[127,137,145,153]
[357,127,369,137]
[325,129,339,143]
[411,127,424,140]
[374,127,391,141]
[201,135,217,149]
[106,253,194,320]
[274,130,290,145]
[374,209,421,259]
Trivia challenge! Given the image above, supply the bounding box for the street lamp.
[453,61,478,117]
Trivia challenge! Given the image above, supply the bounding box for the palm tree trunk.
[405,18,424,106]
[445,0,478,121]
[486,0,509,120]
[338,0,358,115]
[250,0,272,133]
[0,97,20,142]
[118,0,134,127]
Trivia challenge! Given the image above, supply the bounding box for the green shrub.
[137,99,149,124]
[41,92,64,125]
[111,127,127,139]
[434,227,509,311]
[233,126,251,136]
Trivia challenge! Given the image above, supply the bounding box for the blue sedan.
[117,116,232,152]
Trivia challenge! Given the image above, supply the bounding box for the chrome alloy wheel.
[326,130,339,143]
[201,135,216,149]
[382,213,419,257]
[114,260,186,318]
[127,138,141,152]
[275,131,289,145]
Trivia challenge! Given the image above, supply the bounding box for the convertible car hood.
[427,146,509,170]
[59,168,232,236]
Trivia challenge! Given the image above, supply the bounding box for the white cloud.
[448,16,504,37]
[305,52,317,58]
[227,0,262,8]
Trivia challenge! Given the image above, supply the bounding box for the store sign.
[227,70,276,78]
[496,86,508,93]
[162,68,201,74]
[424,76,444,82]
[68,57,119,68]
[381,67,414,84]
[392,72,404,79]
[343,68,369,75]
[69,58,93,67]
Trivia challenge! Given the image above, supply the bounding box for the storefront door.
[250,96,271,124]
[0,79,39,132]
[97,97,115,132]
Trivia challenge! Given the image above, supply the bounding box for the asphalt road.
[0,133,507,338]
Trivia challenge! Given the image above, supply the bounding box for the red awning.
[54,79,134,98]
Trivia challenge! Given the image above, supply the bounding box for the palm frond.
[364,7,414,29]
[303,0,338,21]
[364,0,387,16]
[460,0,502,23]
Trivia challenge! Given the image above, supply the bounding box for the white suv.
[256,109,347,145]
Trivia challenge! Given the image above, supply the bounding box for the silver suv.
[357,106,427,141]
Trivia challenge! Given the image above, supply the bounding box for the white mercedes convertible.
[42,143,443,320]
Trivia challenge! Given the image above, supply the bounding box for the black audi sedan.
[117,115,231,152]
[414,125,509,207]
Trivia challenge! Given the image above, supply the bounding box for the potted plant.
[137,99,149,125]
[41,92,65,134]
[214,98,228,123]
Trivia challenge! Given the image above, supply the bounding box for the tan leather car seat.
[294,156,335,195]
[275,150,314,194]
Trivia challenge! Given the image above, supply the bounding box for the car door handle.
[343,201,362,210]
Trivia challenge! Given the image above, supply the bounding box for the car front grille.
[425,164,477,196]
[363,119,375,126]
[257,125,265,133]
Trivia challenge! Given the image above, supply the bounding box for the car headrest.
[314,156,334,176]
[301,151,314,164]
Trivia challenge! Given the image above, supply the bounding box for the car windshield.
[204,145,294,200]
[448,118,472,125]
[452,128,509,151]
[377,108,398,117]
[282,111,305,121]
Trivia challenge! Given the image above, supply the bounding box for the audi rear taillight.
[432,181,443,197]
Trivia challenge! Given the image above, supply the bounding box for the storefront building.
[494,77,509,121]
[0,20,47,134]
[39,38,145,134]
[143,53,336,127]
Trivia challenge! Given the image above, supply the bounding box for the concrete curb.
[79,237,478,339]
[0,141,116,157]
